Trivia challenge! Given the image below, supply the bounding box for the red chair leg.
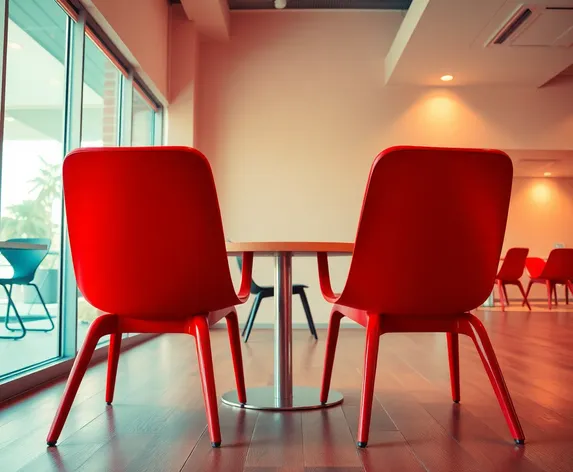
[192,314,221,448]
[357,314,381,448]
[320,310,343,404]
[567,281,573,303]
[465,315,525,444]
[447,332,460,403]
[47,315,115,446]
[566,284,569,305]
[105,333,122,405]
[522,281,533,307]
[517,281,531,311]
[502,284,510,307]
[553,285,558,306]
[497,280,505,311]
[225,311,246,405]
[546,281,553,310]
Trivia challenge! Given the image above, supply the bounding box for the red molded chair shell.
[524,250,573,310]
[316,146,524,447]
[495,247,530,311]
[47,147,253,448]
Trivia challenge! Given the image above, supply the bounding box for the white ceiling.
[385,0,573,87]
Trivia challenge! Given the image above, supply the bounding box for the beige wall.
[167,6,200,146]
[168,11,573,324]
[81,0,169,101]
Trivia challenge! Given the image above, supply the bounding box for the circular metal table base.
[221,386,344,411]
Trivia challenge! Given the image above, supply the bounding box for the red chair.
[523,250,573,310]
[46,147,253,448]
[317,146,524,447]
[495,248,530,311]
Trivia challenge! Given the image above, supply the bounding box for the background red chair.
[47,147,253,448]
[495,248,530,311]
[317,146,524,447]
[524,250,573,310]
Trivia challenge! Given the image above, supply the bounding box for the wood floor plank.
[1,311,573,471]
[342,405,424,472]
[244,412,304,469]
[301,407,361,468]
[181,404,259,472]
[17,443,105,472]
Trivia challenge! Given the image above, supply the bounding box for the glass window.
[77,33,122,346]
[80,34,121,148]
[131,87,155,146]
[0,0,68,378]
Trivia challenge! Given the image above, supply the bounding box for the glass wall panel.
[132,88,154,146]
[80,35,121,148]
[77,33,122,345]
[0,0,68,378]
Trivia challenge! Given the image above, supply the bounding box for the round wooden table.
[223,242,353,411]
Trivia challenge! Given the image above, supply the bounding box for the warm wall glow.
[440,74,453,82]
[544,172,552,177]
[425,94,458,121]
[531,182,552,204]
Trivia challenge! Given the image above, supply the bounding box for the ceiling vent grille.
[493,7,533,44]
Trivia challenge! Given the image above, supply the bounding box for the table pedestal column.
[222,252,343,411]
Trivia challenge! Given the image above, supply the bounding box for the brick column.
[102,61,119,146]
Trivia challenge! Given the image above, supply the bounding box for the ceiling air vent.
[493,7,533,44]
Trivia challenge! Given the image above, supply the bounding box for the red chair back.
[525,257,545,279]
[339,146,513,315]
[496,248,529,281]
[540,248,573,281]
[63,146,238,316]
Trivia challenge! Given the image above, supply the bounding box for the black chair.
[0,238,55,340]
[235,255,318,342]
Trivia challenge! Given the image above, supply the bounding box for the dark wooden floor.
[2,307,573,471]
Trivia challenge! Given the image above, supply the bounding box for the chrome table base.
[222,386,344,411]
[222,252,344,411]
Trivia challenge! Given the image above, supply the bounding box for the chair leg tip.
[357,441,367,448]
[106,401,112,405]
[47,441,57,447]
[211,442,221,448]
[515,439,525,445]
[453,399,460,404]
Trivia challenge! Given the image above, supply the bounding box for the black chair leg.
[299,289,318,340]
[0,284,26,340]
[243,293,263,343]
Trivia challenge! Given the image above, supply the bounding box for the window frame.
[0,0,164,394]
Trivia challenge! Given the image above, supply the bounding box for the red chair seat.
[316,146,524,448]
[494,247,530,311]
[523,251,573,310]
[47,147,254,448]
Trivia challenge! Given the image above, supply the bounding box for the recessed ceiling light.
[8,42,22,50]
[440,75,454,82]
[544,172,552,177]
